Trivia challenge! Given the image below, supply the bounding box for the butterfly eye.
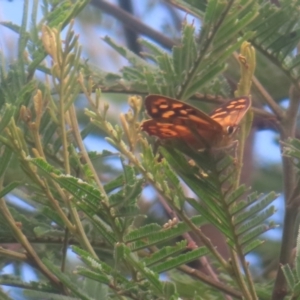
[227,126,235,135]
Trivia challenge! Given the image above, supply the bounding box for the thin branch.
[0,237,109,248]
[92,86,275,119]
[0,198,63,292]
[157,194,220,282]
[69,103,105,189]
[90,0,175,49]
[0,247,27,261]
[179,264,242,299]
[233,52,284,120]
[117,0,142,55]
[252,76,284,120]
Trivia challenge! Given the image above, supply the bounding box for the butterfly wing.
[141,119,192,138]
[141,95,251,149]
[142,95,223,148]
[210,97,251,129]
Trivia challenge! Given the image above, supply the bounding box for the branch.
[0,198,64,292]
[117,0,142,55]
[272,85,300,300]
[179,264,243,299]
[90,0,175,49]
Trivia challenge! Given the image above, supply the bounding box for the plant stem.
[272,85,300,300]
[0,197,64,291]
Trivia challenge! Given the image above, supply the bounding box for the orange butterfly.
[141,95,251,149]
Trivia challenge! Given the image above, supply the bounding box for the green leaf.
[240,224,271,246]
[157,54,177,97]
[234,192,277,225]
[41,120,57,147]
[184,64,226,99]
[177,24,197,87]
[215,2,257,43]
[151,246,209,273]
[144,69,162,94]
[143,241,187,267]
[139,39,167,58]
[281,264,295,291]
[163,281,177,299]
[114,205,141,218]
[24,290,81,300]
[77,209,116,246]
[72,246,118,280]
[0,104,15,134]
[0,22,24,35]
[283,138,300,160]
[242,239,264,255]
[0,289,12,300]
[76,267,110,284]
[0,147,13,178]
[226,185,248,206]
[56,175,104,204]
[296,226,300,279]
[124,223,162,242]
[230,191,261,214]
[30,157,62,175]
[103,36,150,67]
[43,259,91,300]
[0,182,19,198]
[186,197,232,239]
[204,0,224,25]
[293,280,300,297]
[125,216,205,251]
[119,243,163,295]
[104,174,125,193]
[248,0,300,81]
[41,207,64,228]
[236,207,276,235]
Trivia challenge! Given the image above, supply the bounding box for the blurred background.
[0,0,284,298]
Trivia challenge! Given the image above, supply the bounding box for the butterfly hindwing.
[210,97,250,127]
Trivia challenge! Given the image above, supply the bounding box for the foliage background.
[0,0,298,300]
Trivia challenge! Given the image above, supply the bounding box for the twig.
[157,194,220,282]
[179,264,242,299]
[0,247,26,261]
[90,0,175,49]
[0,198,63,292]
[233,52,284,120]
[0,237,108,247]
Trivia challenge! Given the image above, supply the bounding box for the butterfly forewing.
[145,95,220,129]
[141,95,251,149]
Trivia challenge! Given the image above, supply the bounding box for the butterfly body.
[141,95,251,149]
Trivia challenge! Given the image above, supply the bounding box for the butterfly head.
[226,125,236,135]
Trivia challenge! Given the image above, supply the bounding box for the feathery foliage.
[0,0,299,299]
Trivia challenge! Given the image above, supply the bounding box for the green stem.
[0,197,63,291]
[69,103,109,203]
[49,26,98,259]
[232,42,258,299]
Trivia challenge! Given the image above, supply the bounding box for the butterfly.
[141,95,251,149]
